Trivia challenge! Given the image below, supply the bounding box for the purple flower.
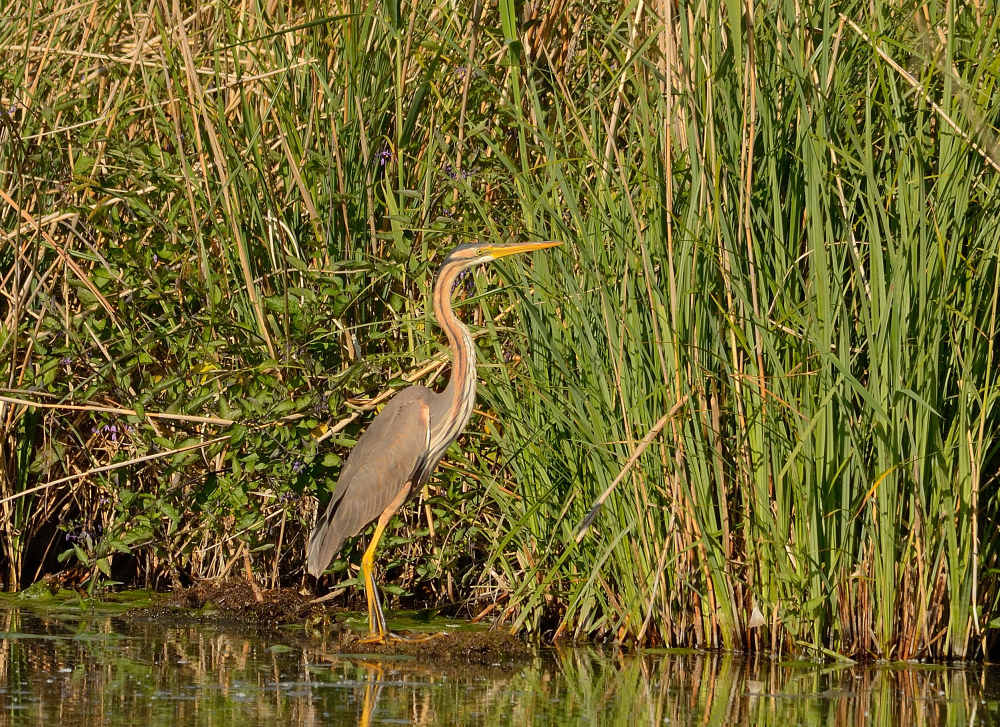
[61,357,72,366]
[376,148,395,166]
[453,268,475,295]
[292,460,305,474]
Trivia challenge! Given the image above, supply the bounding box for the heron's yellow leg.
[360,516,391,639]
[359,484,411,643]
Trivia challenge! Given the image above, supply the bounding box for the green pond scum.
[0,601,995,726]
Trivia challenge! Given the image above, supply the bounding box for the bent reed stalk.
[1,0,998,657]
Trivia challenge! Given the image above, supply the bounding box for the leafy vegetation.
[1,0,999,658]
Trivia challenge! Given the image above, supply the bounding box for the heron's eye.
[475,247,484,256]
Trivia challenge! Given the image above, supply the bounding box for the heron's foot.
[390,631,448,643]
[355,631,449,645]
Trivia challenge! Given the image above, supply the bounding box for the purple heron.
[307,241,561,641]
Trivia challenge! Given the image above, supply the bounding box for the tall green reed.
[472,0,1000,657]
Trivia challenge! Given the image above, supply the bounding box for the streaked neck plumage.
[427,261,478,458]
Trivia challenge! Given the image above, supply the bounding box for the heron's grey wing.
[306,388,433,577]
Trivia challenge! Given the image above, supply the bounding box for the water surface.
[0,594,994,726]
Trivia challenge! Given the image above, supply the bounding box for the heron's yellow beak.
[488,241,562,258]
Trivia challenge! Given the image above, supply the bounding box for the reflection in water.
[0,605,994,726]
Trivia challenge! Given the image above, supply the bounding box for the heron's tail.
[306,505,349,578]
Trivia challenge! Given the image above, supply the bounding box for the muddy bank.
[121,578,528,663]
[126,578,330,627]
[332,629,530,665]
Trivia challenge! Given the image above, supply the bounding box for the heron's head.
[441,241,562,272]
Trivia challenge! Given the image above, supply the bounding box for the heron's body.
[306,241,560,641]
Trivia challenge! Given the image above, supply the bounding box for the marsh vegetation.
[1,0,999,659]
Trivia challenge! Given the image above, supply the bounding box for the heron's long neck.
[428,265,478,453]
